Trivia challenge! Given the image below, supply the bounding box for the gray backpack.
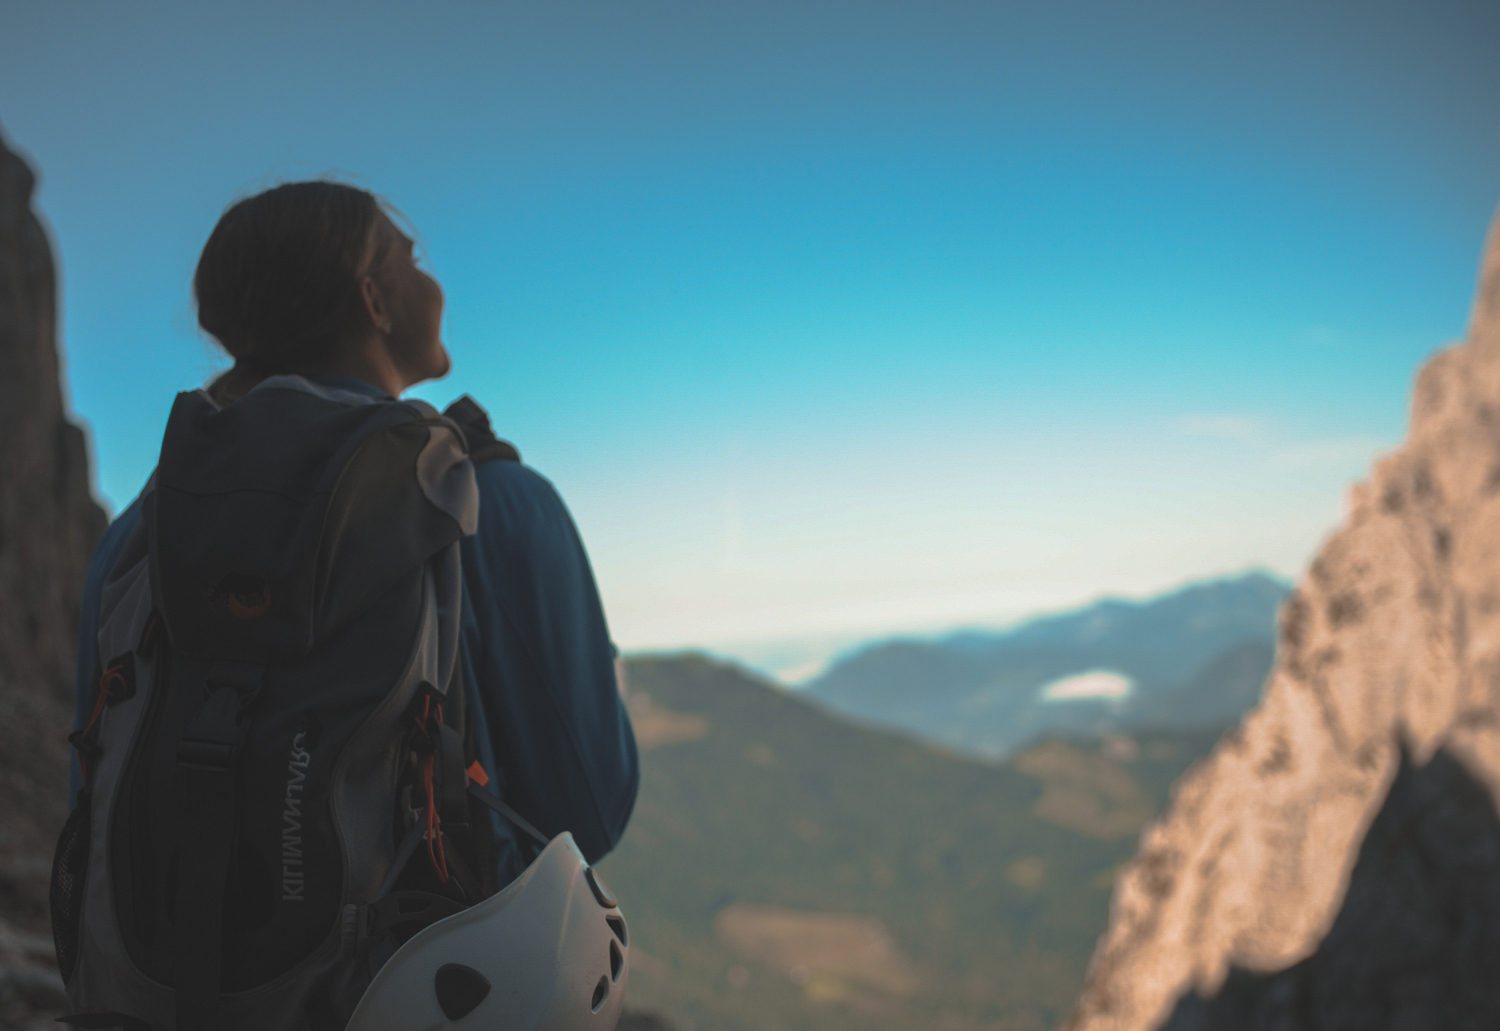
[51,376,533,1030]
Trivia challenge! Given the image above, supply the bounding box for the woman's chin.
[413,345,452,386]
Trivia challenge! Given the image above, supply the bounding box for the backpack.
[51,376,526,1031]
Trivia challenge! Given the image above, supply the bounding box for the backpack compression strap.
[467,782,549,851]
[174,660,265,1031]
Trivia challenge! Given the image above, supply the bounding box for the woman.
[65,181,639,1027]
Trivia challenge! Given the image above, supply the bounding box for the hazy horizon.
[650,565,1291,684]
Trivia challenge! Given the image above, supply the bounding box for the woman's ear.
[359,275,393,336]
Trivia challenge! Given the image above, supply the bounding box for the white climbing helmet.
[345,833,629,1031]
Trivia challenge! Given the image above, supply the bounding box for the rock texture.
[0,917,66,1031]
[1160,749,1500,1030]
[0,124,106,935]
[1064,203,1500,1031]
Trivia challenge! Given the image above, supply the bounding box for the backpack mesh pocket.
[51,799,91,983]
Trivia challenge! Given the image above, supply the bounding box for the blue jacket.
[72,379,638,884]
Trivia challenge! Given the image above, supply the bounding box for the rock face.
[1064,203,1500,1031]
[1160,749,1500,1030]
[0,125,106,932]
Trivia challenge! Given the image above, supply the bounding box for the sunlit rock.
[1064,202,1500,1030]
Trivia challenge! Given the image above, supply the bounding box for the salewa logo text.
[282,732,310,902]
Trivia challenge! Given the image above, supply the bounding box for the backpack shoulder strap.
[443,396,520,465]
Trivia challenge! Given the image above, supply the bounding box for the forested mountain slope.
[601,655,1223,1031]
[805,572,1286,758]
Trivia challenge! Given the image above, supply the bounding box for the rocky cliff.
[1065,202,1500,1030]
[0,124,106,939]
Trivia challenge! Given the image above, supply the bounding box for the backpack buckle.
[176,662,264,772]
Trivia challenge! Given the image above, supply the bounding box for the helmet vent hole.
[606,914,627,947]
[610,940,623,983]
[591,975,609,1012]
[433,963,491,1021]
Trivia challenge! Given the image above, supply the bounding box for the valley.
[802,572,1286,759]
[600,654,1227,1031]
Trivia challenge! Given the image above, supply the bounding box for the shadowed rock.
[1064,200,1500,1031]
[0,123,106,931]
[1160,748,1500,1030]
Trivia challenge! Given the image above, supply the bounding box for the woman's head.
[196,181,448,403]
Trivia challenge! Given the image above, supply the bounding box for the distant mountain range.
[602,654,1223,1031]
[803,572,1291,758]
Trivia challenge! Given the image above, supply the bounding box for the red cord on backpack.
[416,696,449,883]
[77,663,129,794]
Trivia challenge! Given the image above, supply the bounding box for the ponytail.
[206,354,273,407]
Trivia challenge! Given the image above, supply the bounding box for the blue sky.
[3,0,1498,678]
